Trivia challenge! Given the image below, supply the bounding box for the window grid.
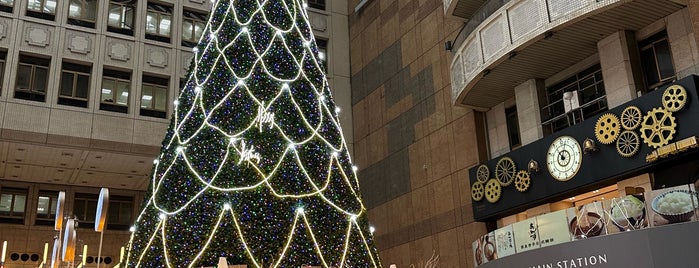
[0,188,28,224]
[316,39,328,72]
[181,10,206,47]
[639,31,676,91]
[59,62,91,108]
[140,75,169,119]
[0,0,13,13]
[26,0,56,20]
[100,69,131,114]
[107,196,133,230]
[73,193,97,228]
[68,0,98,28]
[307,0,325,10]
[505,106,521,150]
[108,0,136,35]
[35,191,58,226]
[15,55,50,102]
[146,3,173,43]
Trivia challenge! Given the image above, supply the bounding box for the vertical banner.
[472,232,496,266]
[536,209,572,247]
[513,217,539,253]
[494,224,516,258]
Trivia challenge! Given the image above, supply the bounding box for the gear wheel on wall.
[595,113,621,144]
[472,181,485,202]
[662,85,688,112]
[620,106,642,130]
[640,107,676,148]
[476,164,489,183]
[616,130,640,157]
[514,170,531,192]
[485,178,502,203]
[495,157,516,187]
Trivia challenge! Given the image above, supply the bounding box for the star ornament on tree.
[125,1,382,267]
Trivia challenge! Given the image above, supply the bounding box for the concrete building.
[350,0,699,267]
[0,0,352,267]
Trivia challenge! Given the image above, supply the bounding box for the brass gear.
[662,85,688,112]
[595,113,621,144]
[620,106,642,130]
[495,157,516,187]
[514,170,531,192]
[476,164,489,183]
[485,178,502,203]
[471,181,485,202]
[616,130,640,157]
[640,107,676,148]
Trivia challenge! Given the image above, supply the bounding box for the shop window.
[58,61,91,108]
[68,0,97,28]
[26,0,56,20]
[107,0,136,36]
[140,75,168,119]
[506,105,521,150]
[100,68,131,113]
[145,2,172,43]
[541,64,607,134]
[316,38,327,72]
[35,191,58,226]
[639,30,675,91]
[181,9,206,47]
[307,0,325,10]
[73,193,97,228]
[0,0,13,13]
[15,54,50,102]
[0,187,27,224]
[107,195,133,230]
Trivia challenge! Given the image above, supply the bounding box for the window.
[15,54,50,102]
[316,39,328,72]
[108,0,136,36]
[145,2,172,43]
[100,68,131,113]
[140,75,168,118]
[181,10,206,47]
[307,0,325,10]
[107,196,133,230]
[505,106,521,149]
[0,51,6,94]
[0,0,14,13]
[35,191,58,226]
[68,0,97,28]
[26,0,56,20]
[59,61,91,108]
[541,64,607,134]
[639,30,675,91]
[73,193,97,228]
[0,188,27,224]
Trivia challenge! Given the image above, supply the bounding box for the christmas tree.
[125,0,381,267]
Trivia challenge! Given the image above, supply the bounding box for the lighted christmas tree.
[125,0,381,267]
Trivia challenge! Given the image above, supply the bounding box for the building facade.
[0,0,352,267]
[352,0,699,267]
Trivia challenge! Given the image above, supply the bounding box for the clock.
[546,136,582,181]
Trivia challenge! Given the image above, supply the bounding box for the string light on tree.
[125,0,381,267]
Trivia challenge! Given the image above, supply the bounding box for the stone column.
[597,31,645,109]
[515,79,545,146]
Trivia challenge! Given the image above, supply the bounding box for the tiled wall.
[348,0,487,267]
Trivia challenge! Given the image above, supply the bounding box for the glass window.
[145,2,172,43]
[181,10,206,47]
[0,188,27,224]
[26,0,56,20]
[0,51,6,94]
[107,195,133,230]
[58,61,91,108]
[68,0,97,28]
[541,64,607,135]
[307,0,325,10]
[108,0,135,35]
[73,193,97,228]
[639,30,676,91]
[100,68,131,113]
[0,0,13,13]
[505,106,521,149]
[316,39,328,72]
[140,75,169,119]
[35,191,58,226]
[15,54,50,102]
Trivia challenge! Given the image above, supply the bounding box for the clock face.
[546,136,582,181]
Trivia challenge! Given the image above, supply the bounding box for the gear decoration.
[476,164,489,183]
[640,107,677,148]
[514,170,531,192]
[485,178,502,203]
[495,157,517,187]
[595,113,621,144]
[662,85,688,112]
[471,181,485,201]
[616,130,640,157]
[620,106,642,130]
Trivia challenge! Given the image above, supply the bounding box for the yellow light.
[82,245,88,265]
[2,240,7,263]
[43,242,48,263]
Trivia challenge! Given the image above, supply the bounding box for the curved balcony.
[450,0,685,110]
